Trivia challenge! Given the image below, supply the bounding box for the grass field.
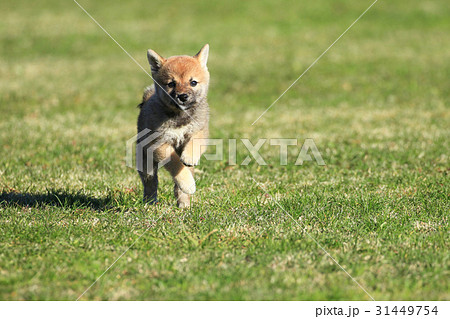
[0,0,448,300]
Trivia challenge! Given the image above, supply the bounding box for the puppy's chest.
[163,125,193,148]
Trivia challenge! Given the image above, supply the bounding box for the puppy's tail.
[138,85,155,108]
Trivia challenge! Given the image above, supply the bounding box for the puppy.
[137,44,210,208]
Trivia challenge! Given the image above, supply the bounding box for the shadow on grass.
[0,190,113,210]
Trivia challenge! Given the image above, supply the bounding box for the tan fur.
[137,44,210,208]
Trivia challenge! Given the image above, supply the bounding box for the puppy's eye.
[190,80,198,87]
[167,81,176,88]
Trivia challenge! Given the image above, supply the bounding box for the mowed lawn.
[0,0,448,300]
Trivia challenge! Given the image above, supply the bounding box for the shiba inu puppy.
[137,44,210,208]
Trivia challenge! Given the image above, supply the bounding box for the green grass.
[0,0,448,300]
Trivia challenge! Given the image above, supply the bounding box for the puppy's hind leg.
[139,167,158,204]
[137,137,159,204]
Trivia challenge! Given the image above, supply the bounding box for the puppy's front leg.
[180,129,209,167]
[174,166,194,208]
[154,144,196,195]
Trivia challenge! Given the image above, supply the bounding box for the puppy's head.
[147,44,210,111]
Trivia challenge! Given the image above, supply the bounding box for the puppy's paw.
[180,152,199,167]
[174,168,196,194]
[177,199,191,209]
[143,194,158,205]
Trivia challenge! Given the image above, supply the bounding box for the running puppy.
[137,44,210,208]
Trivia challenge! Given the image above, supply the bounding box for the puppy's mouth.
[171,99,194,110]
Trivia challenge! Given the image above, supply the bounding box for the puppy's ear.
[194,44,209,69]
[147,49,165,73]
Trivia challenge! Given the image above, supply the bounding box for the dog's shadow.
[0,190,112,210]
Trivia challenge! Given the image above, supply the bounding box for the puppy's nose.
[177,94,188,103]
